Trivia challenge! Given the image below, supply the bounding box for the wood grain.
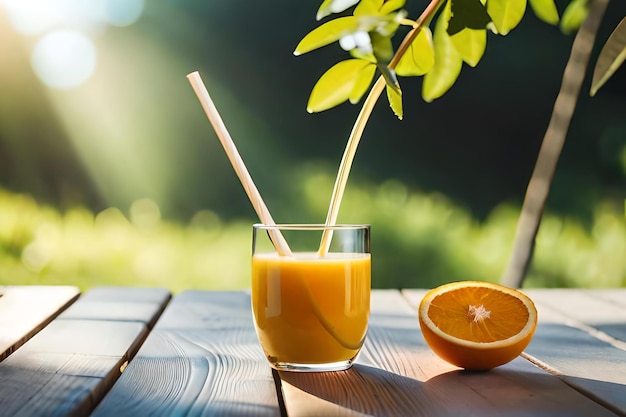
[91,291,281,417]
[524,288,626,342]
[0,286,170,417]
[523,289,626,416]
[0,285,79,362]
[278,289,620,417]
[58,286,171,330]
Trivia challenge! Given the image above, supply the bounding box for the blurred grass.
[1,166,624,292]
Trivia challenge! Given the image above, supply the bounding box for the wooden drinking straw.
[187,72,366,348]
[186,71,291,256]
[317,77,386,256]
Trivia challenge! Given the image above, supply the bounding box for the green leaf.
[528,0,559,25]
[371,31,395,64]
[354,0,405,15]
[379,0,406,15]
[354,0,382,15]
[448,0,491,36]
[487,0,527,36]
[294,16,360,56]
[349,62,377,103]
[386,84,403,119]
[349,48,377,62]
[560,0,588,35]
[396,27,435,76]
[591,17,626,96]
[295,13,403,56]
[450,28,486,67]
[422,9,463,102]
[307,59,373,113]
[317,0,361,20]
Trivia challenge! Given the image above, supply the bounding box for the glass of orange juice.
[251,224,371,372]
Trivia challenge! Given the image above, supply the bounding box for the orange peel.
[418,281,538,370]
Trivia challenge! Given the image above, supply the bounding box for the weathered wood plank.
[591,290,626,309]
[58,286,171,329]
[92,291,281,417]
[0,285,79,362]
[0,286,170,417]
[280,289,621,417]
[522,289,626,416]
[524,289,626,343]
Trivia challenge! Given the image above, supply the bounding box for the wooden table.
[0,286,625,416]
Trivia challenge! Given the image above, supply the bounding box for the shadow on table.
[280,363,440,416]
[425,366,625,417]
[280,361,623,417]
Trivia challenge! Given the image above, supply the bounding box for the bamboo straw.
[186,71,291,256]
[316,2,441,256]
[317,76,386,256]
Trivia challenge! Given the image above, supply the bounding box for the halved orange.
[418,281,538,370]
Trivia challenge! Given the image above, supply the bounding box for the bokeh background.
[1,0,624,291]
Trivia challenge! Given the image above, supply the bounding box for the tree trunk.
[500,0,611,288]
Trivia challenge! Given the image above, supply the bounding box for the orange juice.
[252,252,370,369]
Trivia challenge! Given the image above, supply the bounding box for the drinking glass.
[251,224,371,372]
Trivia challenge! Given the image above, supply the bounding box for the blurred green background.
[0,0,624,292]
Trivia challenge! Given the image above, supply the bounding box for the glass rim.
[253,223,370,231]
